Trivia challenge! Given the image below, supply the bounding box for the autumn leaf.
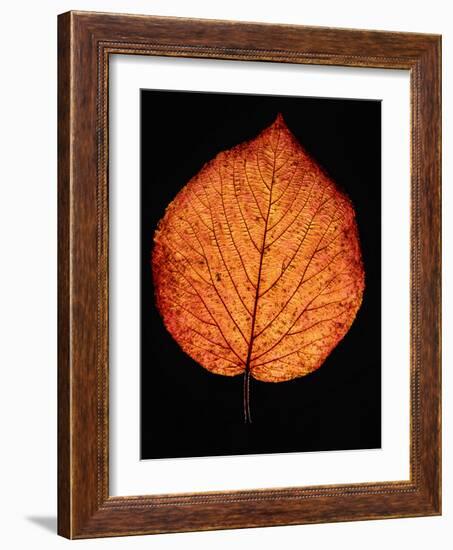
[152,114,365,422]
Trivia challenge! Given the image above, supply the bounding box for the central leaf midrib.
[244,145,278,374]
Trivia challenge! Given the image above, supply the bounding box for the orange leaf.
[152,114,365,422]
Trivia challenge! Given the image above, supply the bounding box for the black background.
[141,90,381,459]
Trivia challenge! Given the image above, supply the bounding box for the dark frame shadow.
[26,516,57,534]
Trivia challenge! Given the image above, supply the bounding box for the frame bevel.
[58,10,441,539]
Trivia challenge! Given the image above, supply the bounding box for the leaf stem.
[243,369,252,423]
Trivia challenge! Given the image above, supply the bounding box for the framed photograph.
[58,11,441,538]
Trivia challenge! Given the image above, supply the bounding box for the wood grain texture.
[57,11,71,538]
[57,10,441,539]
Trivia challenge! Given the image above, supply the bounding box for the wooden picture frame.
[58,10,441,539]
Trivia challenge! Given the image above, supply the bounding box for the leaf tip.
[273,112,286,128]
